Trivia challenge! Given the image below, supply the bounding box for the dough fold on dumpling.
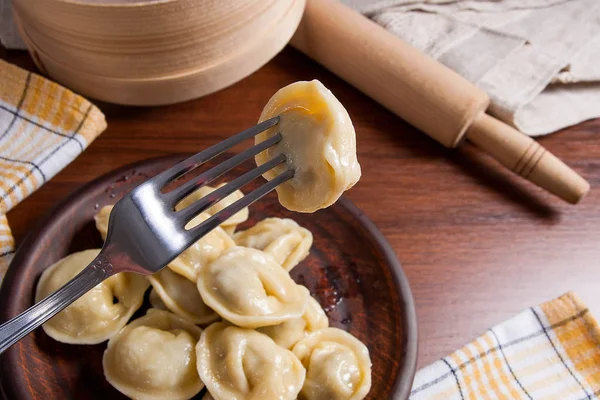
[292,328,372,400]
[234,217,312,271]
[257,296,328,349]
[103,309,204,400]
[256,80,361,213]
[196,322,305,400]
[35,249,149,344]
[148,267,219,325]
[168,212,236,281]
[197,247,309,328]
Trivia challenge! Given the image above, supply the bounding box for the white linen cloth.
[342,0,600,136]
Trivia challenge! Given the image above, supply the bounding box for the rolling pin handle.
[466,113,590,204]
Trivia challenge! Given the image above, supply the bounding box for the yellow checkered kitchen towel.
[411,292,600,399]
[0,59,106,283]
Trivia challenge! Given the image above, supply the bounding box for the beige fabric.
[342,0,600,136]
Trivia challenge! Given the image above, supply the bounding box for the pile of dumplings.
[36,183,372,400]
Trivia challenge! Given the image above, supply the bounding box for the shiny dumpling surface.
[148,267,219,325]
[197,246,309,328]
[168,212,236,282]
[292,328,372,400]
[196,322,306,400]
[257,296,328,349]
[234,217,312,271]
[103,309,204,400]
[177,182,249,235]
[35,249,149,344]
[256,80,361,213]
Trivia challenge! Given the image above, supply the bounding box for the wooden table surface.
[2,47,599,370]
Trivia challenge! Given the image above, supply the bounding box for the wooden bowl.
[0,154,418,399]
[12,0,305,105]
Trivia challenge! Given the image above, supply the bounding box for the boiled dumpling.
[35,249,149,344]
[256,80,361,213]
[197,246,309,328]
[168,212,236,282]
[196,322,305,400]
[234,217,312,271]
[257,296,328,349]
[103,309,204,400]
[292,328,372,400]
[177,182,249,235]
[148,267,219,325]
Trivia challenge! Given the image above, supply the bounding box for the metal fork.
[0,116,291,354]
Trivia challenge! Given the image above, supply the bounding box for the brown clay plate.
[0,154,417,400]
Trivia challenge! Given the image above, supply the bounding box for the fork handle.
[0,254,113,355]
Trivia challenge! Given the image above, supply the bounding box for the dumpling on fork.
[256,79,361,213]
[35,249,149,344]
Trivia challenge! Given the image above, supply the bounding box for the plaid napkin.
[411,292,600,399]
[0,59,106,284]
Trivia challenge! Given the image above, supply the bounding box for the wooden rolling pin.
[291,0,590,204]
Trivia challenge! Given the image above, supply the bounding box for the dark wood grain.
[2,46,600,373]
[0,155,417,399]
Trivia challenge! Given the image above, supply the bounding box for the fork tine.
[176,153,287,224]
[147,117,280,188]
[167,132,282,206]
[186,168,294,240]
